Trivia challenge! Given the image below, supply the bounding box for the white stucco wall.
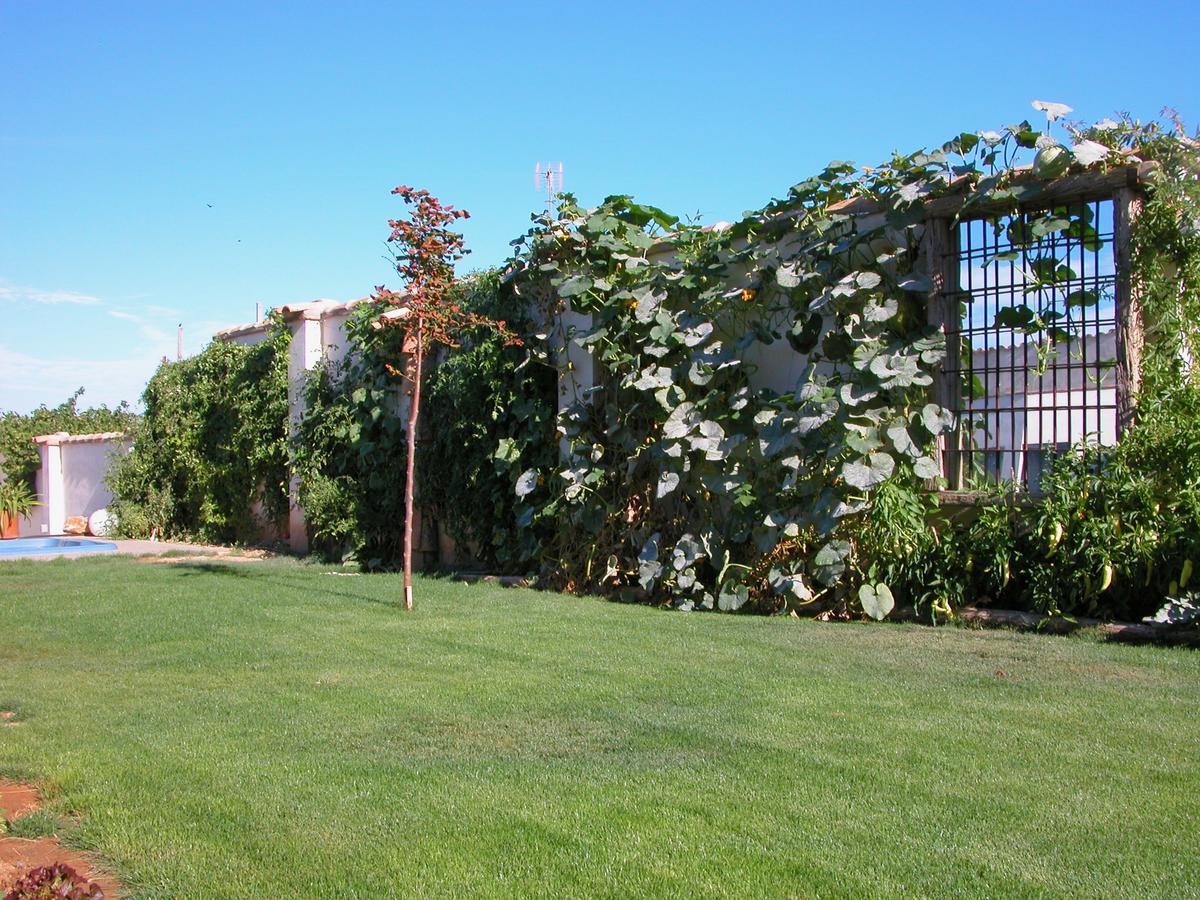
[25,433,130,535]
[320,309,355,367]
[62,441,128,521]
[221,331,266,346]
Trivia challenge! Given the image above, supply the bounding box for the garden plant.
[109,106,1200,625]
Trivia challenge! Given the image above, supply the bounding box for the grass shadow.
[170,562,258,579]
[169,563,409,608]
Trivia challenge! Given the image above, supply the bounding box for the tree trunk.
[403,319,424,610]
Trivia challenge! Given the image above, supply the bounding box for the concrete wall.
[25,433,131,536]
[211,300,367,553]
[62,442,123,521]
[320,309,355,368]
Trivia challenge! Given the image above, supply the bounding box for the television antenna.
[534,162,564,209]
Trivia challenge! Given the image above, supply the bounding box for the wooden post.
[923,217,962,488]
[1113,187,1144,436]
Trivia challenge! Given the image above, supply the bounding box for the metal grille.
[941,198,1118,491]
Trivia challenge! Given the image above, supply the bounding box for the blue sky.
[2,0,1197,413]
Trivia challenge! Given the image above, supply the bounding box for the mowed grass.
[1,557,1197,898]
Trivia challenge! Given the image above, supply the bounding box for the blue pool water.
[0,537,118,557]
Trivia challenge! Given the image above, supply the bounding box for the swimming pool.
[0,537,118,557]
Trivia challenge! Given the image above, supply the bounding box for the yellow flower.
[741,288,756,303]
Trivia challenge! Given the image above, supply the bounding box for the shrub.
[0,389,134,490]
[108,319,290,543]
[854,382,1200,623]
[420,271,557,571]
[293,303,409,568]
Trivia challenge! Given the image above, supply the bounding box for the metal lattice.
[941,198,1118,491]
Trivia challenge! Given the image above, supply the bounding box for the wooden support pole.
[1113,186,1145,436]
[923,217,962,488]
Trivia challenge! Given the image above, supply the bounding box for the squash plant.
[498,107,1199,618]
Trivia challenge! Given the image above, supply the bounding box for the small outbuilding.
[26,432,131,536]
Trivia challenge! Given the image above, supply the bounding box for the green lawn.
[1,557,1197,898]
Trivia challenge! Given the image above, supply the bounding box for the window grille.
[940,198,1119,492]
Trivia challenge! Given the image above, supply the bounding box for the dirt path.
[0,780,121,896]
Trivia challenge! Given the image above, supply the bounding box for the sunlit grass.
[1,556,1197,897]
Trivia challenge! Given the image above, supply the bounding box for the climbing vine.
[92,107,1187,625]
[109,318,291,543]
[293,272,557,572]
[292,302,410,568]
[0,389,135,489]
[497,106,1200,619]
[420,270,557,571]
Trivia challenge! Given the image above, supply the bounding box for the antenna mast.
[533,162,564,211]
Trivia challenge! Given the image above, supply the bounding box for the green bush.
[293,303,409,568]
[0,389,135,489]
[1026,383,1200,619]
[857,383,1200,623]
[109,321,290,543]
[293,272,557,571]
[420,270,557,571]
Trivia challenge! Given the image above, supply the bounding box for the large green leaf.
[656,471,680,499]
[858,582,895,620]
[886,422,919,458]
[638,533,662,590]
[663,402,697,440]
[494,438,520,466]
[515,469,539,498]
[769,568,813,603]
[994,305,1036,329]
[717,583,750,611]
[869,354,930,388]
[557,275,593,298]
[672,534,704,571]
[632,365,674,391]
[842,452,895,490]
[812,539,851,586]
[913,456,941,479]
[787,313,822,354]
[921,403,955,436]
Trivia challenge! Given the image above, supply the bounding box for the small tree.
[375,186,515,608]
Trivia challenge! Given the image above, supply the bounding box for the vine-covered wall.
[102,107,1200,625]
[292,272,559,571]
[109,318,291,543]
[0,389,135,489]
[291,303,411,568]
[489,110,1200,622]
[419,270,558,571]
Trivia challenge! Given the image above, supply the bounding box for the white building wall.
[25,434,129,536]
[222,332,267,347]
[320,309,355,367]
[61,442,126,522]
